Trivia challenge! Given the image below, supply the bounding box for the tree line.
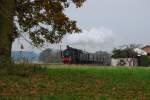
[39,48,62,63]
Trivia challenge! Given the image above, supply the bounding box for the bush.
[0,63,47,77]
[138,56,150,67]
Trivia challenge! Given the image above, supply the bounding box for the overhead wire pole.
[60,43,62,57]
[60,41,63,63]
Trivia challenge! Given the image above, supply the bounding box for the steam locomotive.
[62,45,111,65]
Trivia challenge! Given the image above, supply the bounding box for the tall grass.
[0,63,47,76]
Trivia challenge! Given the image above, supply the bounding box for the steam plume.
[61,27,115,52]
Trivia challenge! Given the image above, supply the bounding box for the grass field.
[0,64,150,100]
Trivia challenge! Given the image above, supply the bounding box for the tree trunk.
[0,0,15,63]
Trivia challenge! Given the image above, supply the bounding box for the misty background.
[12,0,150,53]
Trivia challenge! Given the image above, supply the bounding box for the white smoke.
[12,27,115,53]
[61,27,115,52]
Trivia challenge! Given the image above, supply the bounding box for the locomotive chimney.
[67,45,70,49]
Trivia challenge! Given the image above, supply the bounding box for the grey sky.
[65,0,150,43]
[12,0,150,53]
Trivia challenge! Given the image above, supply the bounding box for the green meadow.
[0,64,150,100]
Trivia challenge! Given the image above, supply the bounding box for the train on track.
[62,45,111,65]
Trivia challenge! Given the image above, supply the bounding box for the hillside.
[11,51,39,62]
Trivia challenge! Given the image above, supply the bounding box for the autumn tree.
[0,0,85,63]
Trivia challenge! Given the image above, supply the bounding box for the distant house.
[142,45,150,55]
[134,48,147,56]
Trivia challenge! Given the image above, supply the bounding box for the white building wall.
[111,58,138,66]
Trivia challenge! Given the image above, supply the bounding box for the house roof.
[142,45,150,49]
[134,48,147,56]
[141,45,150,54]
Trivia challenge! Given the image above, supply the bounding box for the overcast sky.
[12,0,150,53]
